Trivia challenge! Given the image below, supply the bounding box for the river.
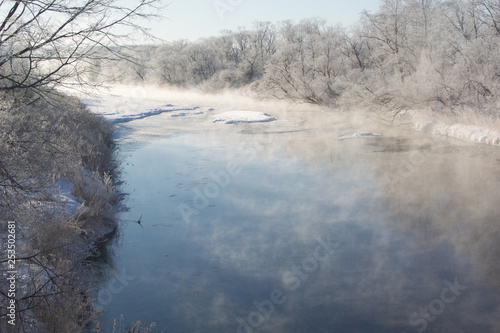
[89,89,500,333]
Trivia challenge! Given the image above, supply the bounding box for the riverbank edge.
[0,89,121,332]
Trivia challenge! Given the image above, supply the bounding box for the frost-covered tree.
[479,0,500,35]
[0,0,162,94]
[185,38,220,85]
[87,0,500,117]
[262,19,345,104]
[152,40,189,85]
[444,0,484,41]
[213,22,277,87]
[360,0,414,81]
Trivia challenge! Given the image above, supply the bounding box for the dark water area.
[95,122,500,333]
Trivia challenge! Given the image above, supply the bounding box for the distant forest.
[91,0,500,117]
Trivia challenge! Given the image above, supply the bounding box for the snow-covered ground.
[51,180,89,218]
[63,85,282,131]
[75,88,207,124]
[414,120,500,146]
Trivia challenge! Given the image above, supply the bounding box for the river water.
[93,100,500,333]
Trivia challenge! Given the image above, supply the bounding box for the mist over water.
[90,87,500,333]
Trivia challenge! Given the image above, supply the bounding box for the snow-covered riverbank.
[0,90,118,332]
[413,118,500,146]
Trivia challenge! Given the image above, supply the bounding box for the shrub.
[0,88,118,331]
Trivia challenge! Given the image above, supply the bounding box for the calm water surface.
[95,115,500,333]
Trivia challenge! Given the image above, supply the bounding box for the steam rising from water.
[84,84,500,332]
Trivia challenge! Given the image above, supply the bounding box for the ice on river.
[78,92,205,124]
[212,111,276,124]
[338,132,382,140]
[64,85,280,126]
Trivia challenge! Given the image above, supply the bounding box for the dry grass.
[91,316,159,333]
[0,88,119,332]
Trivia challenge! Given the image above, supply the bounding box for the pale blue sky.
[145,0,381,41]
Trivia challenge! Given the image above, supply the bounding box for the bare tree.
[478,0,500,34]
[361,0,409,56]
[0,0,163,94]
[445,0,483,41]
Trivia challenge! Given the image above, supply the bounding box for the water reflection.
[96,124,500,333]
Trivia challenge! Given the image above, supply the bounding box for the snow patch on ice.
[107,105,201,124]
[63,86,205,124]
[338,132,382,140]
[213,111,276,124]
[170,110,205,118]
[414,121,500,146]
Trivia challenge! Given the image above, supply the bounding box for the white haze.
[67,84,500,147]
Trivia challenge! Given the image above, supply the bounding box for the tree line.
[97,0,500,117]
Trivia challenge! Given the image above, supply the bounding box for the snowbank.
[213,111,276,124]
[92,103,202,124]
[414,121,500,146]
[66,85,206,124]
[109,105,201,124]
